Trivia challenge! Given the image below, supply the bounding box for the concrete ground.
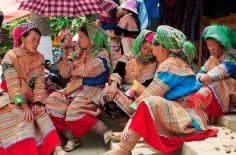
[69,131,108,155]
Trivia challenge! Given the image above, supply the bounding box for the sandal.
[63,140,80,152]
[53,146,68,155]
[104,131,121,144]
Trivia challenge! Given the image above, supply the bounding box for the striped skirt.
[129,87,216,153]
[208,77,236,114]
[0,104,60,155]
[45,86,103,121]
[45,86,103,138]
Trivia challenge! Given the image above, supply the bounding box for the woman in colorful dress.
[102,30,157,119]
[111,0,140,55]
[105,25,217,155]
[197,25,236,118]
[0,22,67,155]
[96,7,124,68]
[45,23,112,151]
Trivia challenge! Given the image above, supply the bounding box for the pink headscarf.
[12,22,36,48]
[144,32,155,43]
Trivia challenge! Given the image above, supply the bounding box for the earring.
[21,43,24,48]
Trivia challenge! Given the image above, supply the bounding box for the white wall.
[37,36,53,62]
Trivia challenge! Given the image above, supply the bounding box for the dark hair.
[18,28,41,45]
[0,15,3,27]
[113,0,120,5]
[108,8,118,22]
[78,26,89,37]
[44,59,51,69]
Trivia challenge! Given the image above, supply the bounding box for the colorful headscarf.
[80,20,112,71]
[203,25,236,58]
[131,30,156,63]
[85,22,111,57]
[12,22,36,48]
[153,25,196,64]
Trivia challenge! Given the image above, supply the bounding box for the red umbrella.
[18,0,118,17]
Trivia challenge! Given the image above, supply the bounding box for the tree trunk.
[30,13,50,36]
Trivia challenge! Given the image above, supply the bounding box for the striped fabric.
[207,63,231,81]
[1,48,47,104]
[123,59,157,85]
[57,48,110,79]
[157,57,195,76]
[118,14,138,54]
[46,48,109,121]
[0,47,57,149]
[133,56,211,135]
[46,85,102,121]
[19,0,118,17]
[136,56,196,103]
[143,86,211,136]
[74,51,110,78]
[198,55,236,112]
[135,77,169,104]
[118,14,139,32]
[0,105,56,149]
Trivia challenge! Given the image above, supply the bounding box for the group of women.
[0,0,236,154]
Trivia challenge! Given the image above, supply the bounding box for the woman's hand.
[32,104,43,115]
[103,82,118,101]
[79,107,102,117]
[197,73,211,85]
[21,103,34,122]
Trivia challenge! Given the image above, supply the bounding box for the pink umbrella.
[18,0,118,17]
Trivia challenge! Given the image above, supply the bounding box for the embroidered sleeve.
[135,75,170,103]
[208,61,236,81]
[73,50,110,78]
[198,57,215,74]
[33,64,47,103]
[109,73,122,85]
[1,53,26,105]
[57,59,73,79]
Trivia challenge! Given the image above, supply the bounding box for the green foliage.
[0,15,94,54]
[50,16,86,39]
[0,17,29,54]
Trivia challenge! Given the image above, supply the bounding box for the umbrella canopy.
[18,0,118,17]
[1,0,30,23]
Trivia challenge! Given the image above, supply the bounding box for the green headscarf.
[80,20,113,71]
[86,22,111,57]
[153,25,196,64]
[132,30,152,56]
[131,30,156,63]
[203,25,236,60]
